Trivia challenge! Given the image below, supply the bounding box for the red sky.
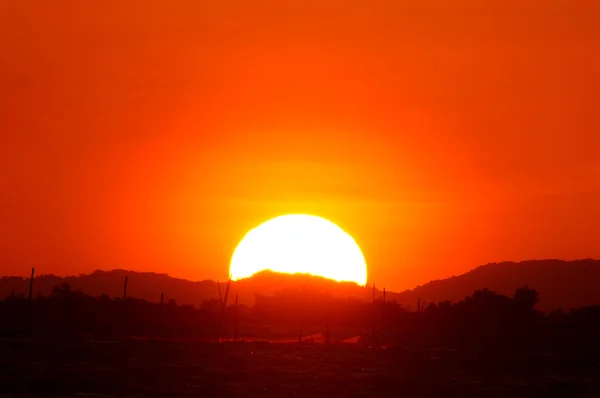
[1,1,599,291]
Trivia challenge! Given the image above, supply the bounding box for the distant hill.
[0,269,368,307]
[231,270,369,300]
[1,259,599,311]
[0,270,219,306]
[388,259,600,312]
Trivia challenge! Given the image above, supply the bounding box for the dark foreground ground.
[1,339,599,398]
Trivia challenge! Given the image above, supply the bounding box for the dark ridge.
[1,259,599,311]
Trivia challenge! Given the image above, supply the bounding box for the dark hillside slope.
[389,259,600,312]
[2,259,599,311]
[0,270,218,305]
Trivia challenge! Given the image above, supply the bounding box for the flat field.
[1,339,599,397]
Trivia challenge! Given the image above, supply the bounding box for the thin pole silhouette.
[123,276,128,338]
[217,277,232,342]
[372,283,375,303]
[234,294,238,342]
[382,287,387,333]
[371,283,376,334]
[217,281,223,307]
[155,292,164,339]
[28,268,34,301]
[25,267,35,335]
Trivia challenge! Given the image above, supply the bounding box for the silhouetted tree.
[1,283,599,348]
[513,286,539,310]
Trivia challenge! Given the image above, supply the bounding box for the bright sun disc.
[230,214,367,285]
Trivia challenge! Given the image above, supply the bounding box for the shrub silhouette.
[513,286,539,310]
[0,284,598,348]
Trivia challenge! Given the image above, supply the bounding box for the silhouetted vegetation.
[3,260,600,313]
[2,282,600,397]
[2,282,600,351]
[0,284,219,340]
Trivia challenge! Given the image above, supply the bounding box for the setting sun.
[230,214,367,285]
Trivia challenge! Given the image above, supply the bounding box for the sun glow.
[230,214,367,285]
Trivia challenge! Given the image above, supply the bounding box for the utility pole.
[234,294,239,342]
[123,276,128,338]
[25,268,35,335]
[372,283,375,303]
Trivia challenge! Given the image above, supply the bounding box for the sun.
[230,214,367,285]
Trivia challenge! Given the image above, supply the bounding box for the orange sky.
[1,1,599,291]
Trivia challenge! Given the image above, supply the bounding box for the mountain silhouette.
[1,259,599,311]
[389,259,600,312]
[0,269,367,307]
[0,270,218,306]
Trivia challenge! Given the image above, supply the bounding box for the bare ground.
[0,339,599,397]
